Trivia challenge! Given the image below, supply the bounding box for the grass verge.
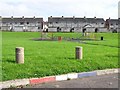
[2,32,119,81]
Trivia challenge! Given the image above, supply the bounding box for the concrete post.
[75,46,83,59]
[15,47,24,64]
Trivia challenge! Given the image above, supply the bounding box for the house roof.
[106,19,118,24]
[2,17,43,23]
[48,17,104,23]
[48,17,85,22]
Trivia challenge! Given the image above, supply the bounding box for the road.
[24,73,119,88]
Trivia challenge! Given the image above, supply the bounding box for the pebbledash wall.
[0,16,119,32]
[48,16,119,33]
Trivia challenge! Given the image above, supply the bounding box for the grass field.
[2,32,119,81]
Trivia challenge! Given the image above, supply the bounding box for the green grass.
[2,32,119,81]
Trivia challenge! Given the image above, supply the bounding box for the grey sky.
[118,1,120,18]
[0,0,119,21]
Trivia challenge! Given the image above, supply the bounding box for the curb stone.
[96,69,118,75]
[29,76,56,84]
[1,68,119,89]
[56,74,67,81]
[1,79,29,88]
[67,73,78,79]
[78,71,97,78]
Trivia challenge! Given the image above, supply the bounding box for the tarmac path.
[24,73,119,88]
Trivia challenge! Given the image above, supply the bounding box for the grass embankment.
[2,32,119,81]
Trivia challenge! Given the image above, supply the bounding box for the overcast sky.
[119,1,120,18]
[0,0,119,21]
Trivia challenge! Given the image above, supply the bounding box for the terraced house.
[105,18,118,32]
[0,16,43,32]
[48,16,106,32]
[0,16,118,33]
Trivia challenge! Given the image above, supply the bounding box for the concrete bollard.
[75,46,83,59]
[15,47,24,64]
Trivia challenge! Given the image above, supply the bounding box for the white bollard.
[75,46,83,59]
[15,47,24,64]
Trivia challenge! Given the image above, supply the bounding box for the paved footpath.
[24,73,119,88]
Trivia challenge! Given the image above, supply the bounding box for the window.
[38,22,40,23]
[15,22,17,24]
[38,27,40,29]
[116,23,118,25]
[111,23,113,26]
[56,22,58,23]
[101,23,104,24]
[27,22,29,24]
[50,22,52,24]
[20,22,24,25]
[3,22,6,24]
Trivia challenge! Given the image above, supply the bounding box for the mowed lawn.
[2,32,119,81]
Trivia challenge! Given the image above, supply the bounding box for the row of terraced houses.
[0,16,119,33]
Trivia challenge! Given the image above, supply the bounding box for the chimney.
[33,16,35,19]
[109,17,110,20]
[22,16,24,19]
[84,16,86,19]
[73,16,75,19]
[50,16,52,18]
[94,16,96,19]
[11,16,13,19]
[62,16,64,19]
